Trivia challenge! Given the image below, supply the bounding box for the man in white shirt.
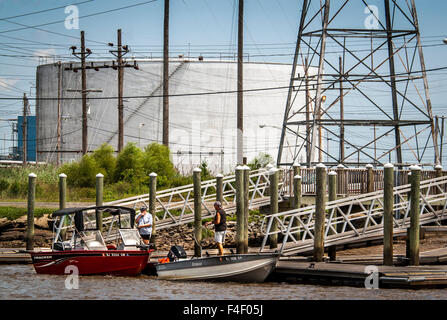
[136,207,152,244]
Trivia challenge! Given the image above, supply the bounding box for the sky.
[0,0,447,163]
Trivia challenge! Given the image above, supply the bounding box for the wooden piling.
[149,172,157,241]
[314,163,326,262]
[292,164,301,209]
[95,173,104,231]
[383,163,394,266]
[409,165,421,266]
[366,164,374,193]
[435,164,443,178]
[328,171,337,237]
[235,166,245,254]
[292,174,302,235]
[328,171,337,202]
[242,165,250,253]
[216,173,224,204]
[26,173,36,251]
[59,173,67,240]
[193,168,202,257]
[336,164,346,197]
[59,173,67,210]
[269,167,279,249]
[293,164,301,182]
[293,174,301,210]
[435,165,443,196]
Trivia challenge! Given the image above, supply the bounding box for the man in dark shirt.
[204,201,227,256]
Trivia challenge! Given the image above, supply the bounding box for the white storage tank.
[36,59,315,174]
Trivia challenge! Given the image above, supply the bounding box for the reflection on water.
[1,265,447,300]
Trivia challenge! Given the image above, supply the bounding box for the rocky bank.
[0,215,265,251]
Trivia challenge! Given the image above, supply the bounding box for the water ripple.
[1,265,447,300]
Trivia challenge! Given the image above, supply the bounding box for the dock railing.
[101,167,285,230]
[260,175,447,255]
[282,167,442,197]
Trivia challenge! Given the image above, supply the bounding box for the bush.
[8,181,27,197]
[142,143,176,184]
[0,178,9,192]
[248,153,274,170]
[0,207,54,220]
[199,160,213,181]
[77,155,101,187]
[92,143,116,183]
[114,143,144,184]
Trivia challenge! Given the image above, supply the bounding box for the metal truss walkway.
[103,168,287,230]
[260,176,447,256]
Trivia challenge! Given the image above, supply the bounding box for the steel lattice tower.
[277,0,440,168]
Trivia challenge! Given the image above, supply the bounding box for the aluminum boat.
[156,252,279,282]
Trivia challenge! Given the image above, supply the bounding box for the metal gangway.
[102,168,287,230]
[260,175,447,256]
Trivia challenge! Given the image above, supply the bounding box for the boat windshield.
[119,229,142,247]
[73,230,107,250]
[118,212,132,229]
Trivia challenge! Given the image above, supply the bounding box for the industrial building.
[36,59,315,174]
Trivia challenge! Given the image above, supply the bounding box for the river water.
[1,264,447,300]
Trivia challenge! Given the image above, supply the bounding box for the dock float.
[270,257,447,288]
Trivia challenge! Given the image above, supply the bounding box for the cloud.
[33,48,57,63]
[0,77,21,93]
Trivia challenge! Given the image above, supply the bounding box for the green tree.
[92,143,116,183]
[142,143,176,186]
[199,160,212,181]
[114,143,144,184]
[77,154,101,187]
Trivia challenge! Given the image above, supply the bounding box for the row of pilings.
[24,164,437,265]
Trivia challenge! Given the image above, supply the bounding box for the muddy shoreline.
[0,215,265,251]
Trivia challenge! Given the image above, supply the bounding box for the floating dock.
[270,257,447,288]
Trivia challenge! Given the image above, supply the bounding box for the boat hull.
[30,250,149,276]
[155,253,278,282]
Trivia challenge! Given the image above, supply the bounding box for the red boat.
[30,206,153,276]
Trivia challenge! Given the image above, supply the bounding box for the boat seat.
[53,242,72,251]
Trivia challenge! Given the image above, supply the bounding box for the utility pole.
[22,93,29,166]
[118,29,124,153]
[237,0,244,165]
[57,61,62,165]
[109,29,130,153]
[163,0,169,147]
[68,31,91,156]
[80,31,88,155]
[339,56,344,164]
[67,30,138,155]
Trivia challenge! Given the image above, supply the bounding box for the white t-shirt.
[137,213,153,235]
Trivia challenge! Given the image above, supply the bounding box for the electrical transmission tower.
[277,0,440,168]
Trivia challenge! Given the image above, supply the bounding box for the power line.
[0,0,93,20]
[0,0,159,41]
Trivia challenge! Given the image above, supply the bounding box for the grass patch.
[0,207,54,221]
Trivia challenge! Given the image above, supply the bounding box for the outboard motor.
[167,245,187,262]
